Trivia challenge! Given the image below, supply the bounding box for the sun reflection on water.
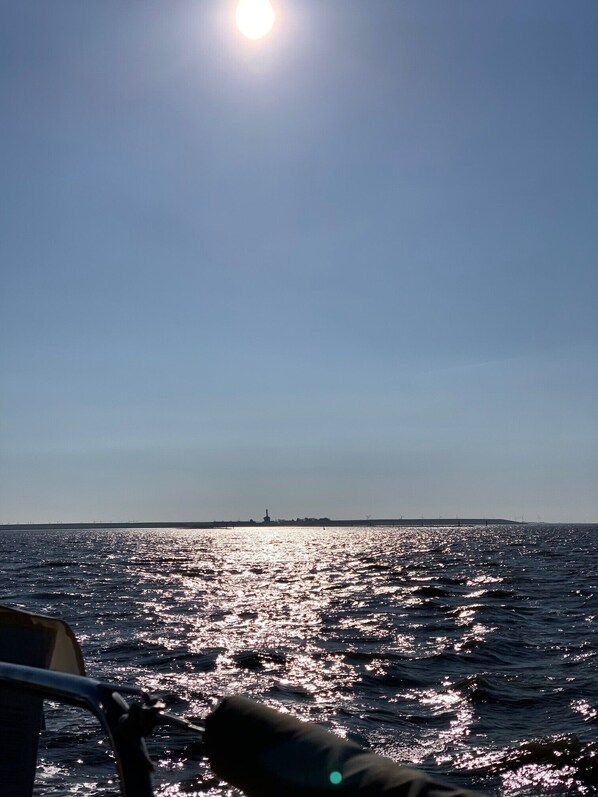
[5,524,595,795]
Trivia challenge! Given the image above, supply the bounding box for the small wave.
[413,585,454,598]
[141,648,223,672]
[172,567,217,578]
[452,673,541,707]
[477,588,516,599]
[234,649,287,671]
[502,735,598,782]
[103,640,152,655]
[367,562,394,572]
[453,735,598,793]
[360,670,421,689]
[269,679,315,701]
[339,649,411,664]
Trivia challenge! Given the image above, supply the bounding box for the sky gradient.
[1,0,597,523]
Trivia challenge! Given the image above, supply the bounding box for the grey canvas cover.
[205,695,485,797]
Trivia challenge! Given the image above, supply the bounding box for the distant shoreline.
[0,517,520,531]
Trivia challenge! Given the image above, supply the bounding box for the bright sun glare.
[236,0,276,40]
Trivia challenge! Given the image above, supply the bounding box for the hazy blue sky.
[1,1,597,523]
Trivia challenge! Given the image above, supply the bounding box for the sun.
[236,0,276,40]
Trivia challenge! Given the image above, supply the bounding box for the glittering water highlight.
[1,524,596,795]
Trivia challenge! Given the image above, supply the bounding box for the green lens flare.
[329,770,343,785]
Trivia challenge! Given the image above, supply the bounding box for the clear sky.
[1,1,597,524]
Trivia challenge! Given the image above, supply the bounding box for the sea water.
[1,524,596,796]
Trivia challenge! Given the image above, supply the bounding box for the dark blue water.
[1,525,596,796]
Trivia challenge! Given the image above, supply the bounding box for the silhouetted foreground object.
[0,606,486,796]
[0,606,85,797]
[205,695,485,797]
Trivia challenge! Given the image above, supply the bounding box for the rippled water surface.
[1,524,597,796]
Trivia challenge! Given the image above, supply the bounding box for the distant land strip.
[0,518,519,531]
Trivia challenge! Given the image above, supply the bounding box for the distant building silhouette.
[263,509,271,523]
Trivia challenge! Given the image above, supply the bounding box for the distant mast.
[263,509,271,524]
